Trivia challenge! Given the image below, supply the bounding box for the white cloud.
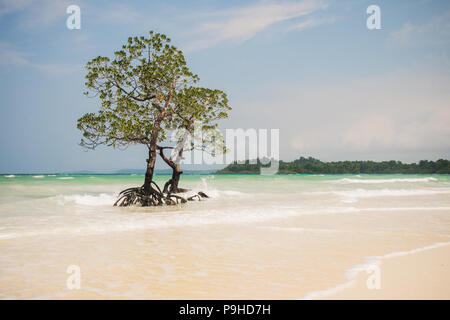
[18,0,71,29]
[185,0,328,51]
[1,0,330,51]
[390,11,450,46]
[0,0,32,15]
[0,42,80,75]
[232,68,450,162]
[100,3,144,25]
[342,114,398,149]
[285,15,334,31]
[290,135,309,151]
[0,42,29,66]
[0,0,76,29]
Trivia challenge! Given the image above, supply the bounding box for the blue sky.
[0,0,449,173]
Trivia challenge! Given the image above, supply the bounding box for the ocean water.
[0,174,449,299]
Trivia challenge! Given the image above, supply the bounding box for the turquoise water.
[1,173,449,235]
[2,173,449,196]
[0,173,449,298]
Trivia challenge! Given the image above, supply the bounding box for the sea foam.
[61,193,116,206]
[305,188,450,199]
[334,188,450,198]
[333,177,437,184]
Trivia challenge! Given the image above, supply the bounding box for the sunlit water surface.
[1,174,449,299]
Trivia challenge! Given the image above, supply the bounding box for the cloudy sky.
[0,0,449,173]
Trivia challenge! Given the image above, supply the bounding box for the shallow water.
[0,174,449,299]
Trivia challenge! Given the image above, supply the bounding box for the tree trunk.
[170,164,182,193]
[142,121,162,195]
[158,147,186,194]
[141,79,176,195]
[143,147,157,194]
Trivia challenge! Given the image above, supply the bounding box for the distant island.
[215,157,450,174]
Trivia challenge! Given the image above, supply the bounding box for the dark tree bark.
[170,166,182,193]
[158,146,187,194]
[143,115,164,195]
[141,79,176,197]
[143,148,157,194]
[163,162,182,194]
[142,120,163,195]
[114,79,199,207]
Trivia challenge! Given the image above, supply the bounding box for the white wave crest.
[304,188,450,199]
[333,177,438,184]
[56,177,74,180]
[0,206,301,239]
[334,188,450,199]
[60,193,116,206]
[33,175,44,178]
[4,175,15,178]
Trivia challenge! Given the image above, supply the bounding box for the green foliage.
[77,31,198,149]
[166,86,231,155]
[171,87,230,127]
[216,157,450,174]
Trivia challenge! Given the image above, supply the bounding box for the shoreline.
[304,242,450,300]
[2,173,449,176]
[1,174,449,299]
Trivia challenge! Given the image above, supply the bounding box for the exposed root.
[114,185,164,207]
[186,191,209,201]
[198,191,209,198]
[162,179,172,194]
[167,194,188,203]
[163,179,190,194]
[187,194,201,201]
[114,182,207,207]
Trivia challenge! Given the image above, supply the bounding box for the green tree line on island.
[216,157,450,174]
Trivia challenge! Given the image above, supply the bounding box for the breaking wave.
[305,188,450,199]
[333,177,438,184]
[59,193,116,206]
[334,188,450,198]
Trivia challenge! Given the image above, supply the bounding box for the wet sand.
[1,174,449,299]
[311,243,450,299]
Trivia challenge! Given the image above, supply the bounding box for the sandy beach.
[1,0,449,305]
[1,174,449,299]
[310,243,450,299]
